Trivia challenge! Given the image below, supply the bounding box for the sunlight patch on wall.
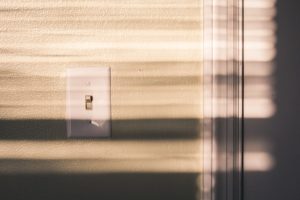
[0,0,202,121]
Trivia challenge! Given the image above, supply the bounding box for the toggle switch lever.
[85,95,93,110]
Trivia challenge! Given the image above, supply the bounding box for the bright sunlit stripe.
[0,140,202,174]
[0,0,202,9]
[244,152,274,171]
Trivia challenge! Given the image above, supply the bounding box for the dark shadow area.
[0,173,198,200]
[0,118,200,140]
[244,1,300,200]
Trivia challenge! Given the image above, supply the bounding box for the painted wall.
[0,0,202,139]
[0,1,202,199]
[244,0,300,200]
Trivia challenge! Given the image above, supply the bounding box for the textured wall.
[244,0,300,200]
[0,2,202,199]
[0,0,202,139]
[0,0,202,178]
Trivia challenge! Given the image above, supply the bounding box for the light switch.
[66,67,111,138]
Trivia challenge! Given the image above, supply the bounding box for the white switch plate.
[66,67,111,138]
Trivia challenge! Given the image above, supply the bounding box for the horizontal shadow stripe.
[0,118,200,140]
[0,173,199,200]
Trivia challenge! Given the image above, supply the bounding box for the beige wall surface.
[0,0,202,174]
[0,0,202,138]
